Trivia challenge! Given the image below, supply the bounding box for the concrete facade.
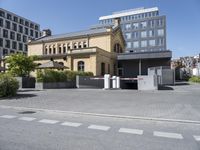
[0,8,40,60]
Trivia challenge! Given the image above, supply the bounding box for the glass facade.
[99,8,166,53]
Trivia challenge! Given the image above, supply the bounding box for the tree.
[6,54,37,77]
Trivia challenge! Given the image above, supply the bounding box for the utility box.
[148,66,175,85]
[137,75,158,90]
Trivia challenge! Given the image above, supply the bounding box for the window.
[19,19,24,25]
[25,21,29,27]
[3,49,8,55]
[12,41,17,49]
[67,44,71,50]
[157,29,164,36]
[10,31,15,40]
[83,42,87,48]
[114,43,122,53]
[24,44,28,51]
[149,20,154,28]
[0,18,3,27]
[132,32,139,39]
[0,38,3,47]
[133,23,139,29]
[30,23,34,28]
[157,19,163,26]
[58,47,62,53]
[3,29,8,38]
[10,50,15,54]
[73,43,77,49]
[141,40,147,47]
[133,41,139,48]
[78,43,82,48]
[45,47,48,54]
[5,20,10,29]
[125,33,131,39]
[35,25,39,30]
[0,10,5,17]
[63,46,66,53]
[149,40,156,46]
[126,42,131,49]
[18,43,23,50]
[25,28,28,35]
[12,23,17,31]
[5,40,10,48]
[13,16,18,22]
[23,35,27,43]
[141,21,147,29]
[53,47,56,54]
[157,38,164,46]
[125,23,131,30]
[17,33,21,41]
[141,31,147,38]
[149,30,155,37]
[101,62,105,75]
[7,14,12,20]
[78,61,84,72]
[19,25,23,33]
[35,31,38,38]
[30,29,33,36]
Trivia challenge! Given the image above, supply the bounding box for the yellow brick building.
[28,19,125,76]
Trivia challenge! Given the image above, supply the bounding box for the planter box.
[15,77,36,89]
[35,81,76,90]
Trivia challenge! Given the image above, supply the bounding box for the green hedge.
[36,70,93,83]
[0,73,19,98]
[189,76,200,83]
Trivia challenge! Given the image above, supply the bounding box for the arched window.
[78,61,84,72]
[114,43,122,53]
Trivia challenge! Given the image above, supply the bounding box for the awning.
[37,61,68,69]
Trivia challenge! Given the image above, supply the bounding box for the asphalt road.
[0,106,199,150]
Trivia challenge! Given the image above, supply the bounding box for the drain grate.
[18,111,36,114]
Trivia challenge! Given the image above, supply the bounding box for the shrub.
[189,76,200,83]
[0,73,19,98]
[36,70,93,82]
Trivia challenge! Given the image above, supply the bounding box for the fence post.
[116,76,120,89]
[76,75,79,88]
[112,76,116,88]
[104,74,110,90]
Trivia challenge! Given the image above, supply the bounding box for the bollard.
[112,76,116,88]
[116,77,120,89]
[104,74,110,90]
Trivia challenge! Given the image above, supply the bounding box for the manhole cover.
[18,111,36,114]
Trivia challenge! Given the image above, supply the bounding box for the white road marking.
[19,117,36,121]
[119,128,143,135]
[88,125,110,131]
[0,115,16,119]
[61,121,82,127]
[38,119,59,124]
[153,131,183,139]
[193,135,200,141]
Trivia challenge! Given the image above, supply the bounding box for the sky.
[0,0,200,58]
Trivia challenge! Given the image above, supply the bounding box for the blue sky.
[0,0,200,58]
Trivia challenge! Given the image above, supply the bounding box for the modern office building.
[98,7,172,77]
[0,8,40,60]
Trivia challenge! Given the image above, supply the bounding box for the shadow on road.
[158,86,174,90]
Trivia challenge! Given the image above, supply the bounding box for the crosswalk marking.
[0,115,16,119]
[153,131,183,139]
[61,121,82,127]
[119,128,143,135]
[38,119,59,124]
[19,117,36,121]
[88,125,110,131]
[193,135,200,141]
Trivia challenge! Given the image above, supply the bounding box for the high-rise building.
[97,7,172,77]
[0,8,40,59]
[99,7,166,53]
